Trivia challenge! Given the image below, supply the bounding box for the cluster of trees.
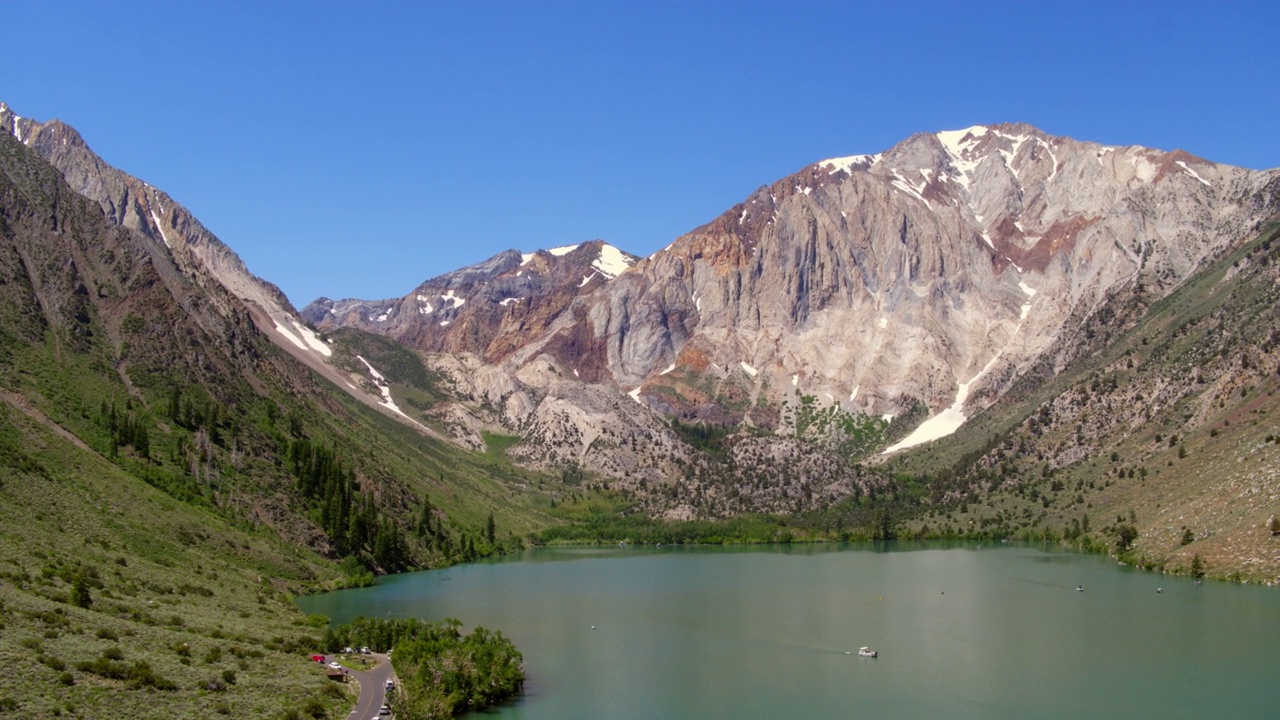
[287,439,409,572]
[323,617,523,717]
[100,400,150,460]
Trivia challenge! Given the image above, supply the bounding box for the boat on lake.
[858,647,878,658]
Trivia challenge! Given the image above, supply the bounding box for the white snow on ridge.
[739,362,758,377]
[936,125,988,157]
[355,355,410,419]
[659,363,677,375]
[819,153,881,175]
[1175,161,1212,187]
[937,126,990,191]
[520,253,536,266]
[499,297,520,306]
[273,318,333,357]
[890,171,928,204]
[627,387,643,404]
[548,244,579,257]
[148,210,172,248]
[579,273,596,288]
[1018,281,1037,319]
[593,244,635,278]
[375,308,392,323]
[440,290,466,309]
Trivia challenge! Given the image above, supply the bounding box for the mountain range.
[4,99,1279,715]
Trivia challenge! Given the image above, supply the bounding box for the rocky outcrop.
[302,240,639,370]
[508,125,1279,448]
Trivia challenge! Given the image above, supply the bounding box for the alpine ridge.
[310,122,1279,456]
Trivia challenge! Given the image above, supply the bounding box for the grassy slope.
[0,403,350,719]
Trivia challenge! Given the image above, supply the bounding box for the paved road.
[341,653,395,720]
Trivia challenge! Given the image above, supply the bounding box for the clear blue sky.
[4,1,1277,306]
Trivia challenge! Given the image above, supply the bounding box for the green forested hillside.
[0,114,562,718]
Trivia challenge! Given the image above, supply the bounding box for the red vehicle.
[311,654,325,663]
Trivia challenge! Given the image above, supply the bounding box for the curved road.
[341,653,396,720]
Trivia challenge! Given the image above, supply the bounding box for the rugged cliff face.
[310,123,1278,456]
[303,240,638,367]
[554,125,1275,435]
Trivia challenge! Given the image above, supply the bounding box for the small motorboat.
[857,647,878,658]
[1076,585,1084,592]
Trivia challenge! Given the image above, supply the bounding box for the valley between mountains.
[1,101,1279,717]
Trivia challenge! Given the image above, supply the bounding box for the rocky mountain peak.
[489,123,1277,449]
[302,239,640,365]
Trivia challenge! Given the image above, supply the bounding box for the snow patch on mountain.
[819,153,881,175]
[148,209,171,248]
[356,355,409,419]
[440,290,465,309]
[1176,161,1212,187]
[273,318,332,358]
[593,244,634,278]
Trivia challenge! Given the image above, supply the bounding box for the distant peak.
[517,240,637,279]
[935,125,990,156]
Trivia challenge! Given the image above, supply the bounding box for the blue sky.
[4,1,1278,306]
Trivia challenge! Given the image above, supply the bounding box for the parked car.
[328,661,342,670]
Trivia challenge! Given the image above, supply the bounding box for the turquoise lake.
[297,543,1280,719]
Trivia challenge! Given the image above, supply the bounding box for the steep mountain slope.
[310,123,1278,489]
[0,108,562,570]
[0,102,416,434]
[545,125,1275,431]
[887,219,1280,582]
[0,102,593,717]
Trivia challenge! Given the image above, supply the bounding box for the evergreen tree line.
[287,438,409,571]
[100,400,150,460]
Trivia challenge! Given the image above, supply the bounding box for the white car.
[327,661,342,670]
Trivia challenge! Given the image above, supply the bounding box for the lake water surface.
[298,543,1279,719]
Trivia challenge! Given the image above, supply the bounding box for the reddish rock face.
[302,122,1276,433]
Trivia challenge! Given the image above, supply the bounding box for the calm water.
[298,543,1280,719]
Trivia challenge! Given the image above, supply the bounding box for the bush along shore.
[324,617,524,718]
